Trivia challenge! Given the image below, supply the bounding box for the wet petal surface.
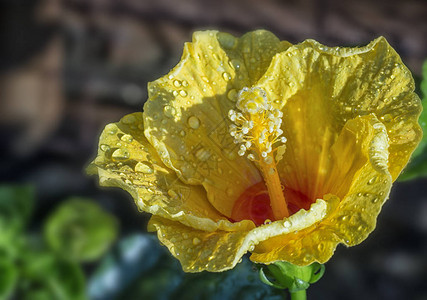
[144,31,291,217]
[88,113,253,232]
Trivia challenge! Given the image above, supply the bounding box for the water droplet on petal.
[120,134,133,143]
[227,89,237,102]
[382,114,392,122]
[105,124,117,135]
[283,220,292,228]
[112,148,130,161]
[163,105,176,118]
[217,32,236,49]
[222,72,231,81]
[179,90,187,97]
[193,237,201,245]
[367,176,377,185]
[100,144,110,151]
[173,80,182,87]
[230,59,241,70]
[135,162,154,174]
[188,116,200,129]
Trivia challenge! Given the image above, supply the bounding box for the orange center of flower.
[230,181,313,226]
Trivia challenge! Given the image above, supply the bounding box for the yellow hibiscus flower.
[88,30,422,272]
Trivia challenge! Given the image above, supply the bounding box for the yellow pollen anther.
[228,87,289,220]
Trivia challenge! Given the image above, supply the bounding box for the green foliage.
[0,184,119,300]
[0,255,18,300]
[44,198,119,262]
[400,60,427,181]
[17,251,86,300]
[0,185,33,234]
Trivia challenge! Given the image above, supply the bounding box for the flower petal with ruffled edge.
[148,198,332,272]
[147,114,394,271]
[256,37,421,199]
[251,114,393,265]
[143,30,291,217]
[88,113,253,232]
[88,30,422,273]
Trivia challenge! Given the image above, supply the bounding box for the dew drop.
[264,219,272,225]
[163,105,176,118]
[173,80,182,87]
[317,243,325,251]
[372,197,379,203]
[112,148,130,161]
[105,124,117,135]
[182,80,189,87]
[179,90,188,97]
[120,134,133,143]
[283,220,292,228]
[217,32,236,49]
[172,90,179,97]
[188,116,200,129]
[222,72,231,81]
[367,176,377,185]
[135,161,154,174]
[180,130,186,137]
[100,144,110,151]
[230,59,241,70]
[382,114,392,122]
[227,89,237,102]
[193,237,201,245]
[339,215,348,221]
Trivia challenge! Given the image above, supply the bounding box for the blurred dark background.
[0,0,426,299]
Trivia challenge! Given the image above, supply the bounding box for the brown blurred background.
[1,0,427,299]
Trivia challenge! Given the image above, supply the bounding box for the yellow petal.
[257,36,421,190]
[250,115,393,265]
[144,30,291,217]
[88,113,253,232]
[148,198,330,272]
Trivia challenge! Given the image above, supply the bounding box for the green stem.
[290,290,306,300]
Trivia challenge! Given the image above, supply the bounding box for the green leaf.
[399,60,427,181]
[44,198,118,262]
[0,255,18,300]
[0,184,34,233]
[17,251,86,300]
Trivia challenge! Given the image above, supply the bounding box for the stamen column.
[229,87,290,220]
